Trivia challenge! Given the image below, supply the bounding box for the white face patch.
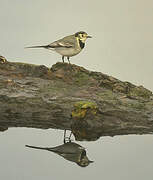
[79,34,87,43]
[81,37,87,43]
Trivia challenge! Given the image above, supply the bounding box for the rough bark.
[0,57,153,141]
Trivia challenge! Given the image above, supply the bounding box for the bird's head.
[75,31,92,43]
[76,149,94,167]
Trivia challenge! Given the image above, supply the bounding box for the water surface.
[1,128,153,180]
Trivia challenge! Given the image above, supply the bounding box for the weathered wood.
[0,57,153,141]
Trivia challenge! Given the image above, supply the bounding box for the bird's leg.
[68,131,72,142]
[62,56,65,63]
[67,57,71,64]
[63,129,66,144]
[63,130,73,143]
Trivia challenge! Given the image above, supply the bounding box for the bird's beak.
[89,160,94,163]
[87,35,92,38]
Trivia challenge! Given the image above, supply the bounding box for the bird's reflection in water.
[26,130,93,167]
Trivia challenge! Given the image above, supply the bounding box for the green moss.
[51,62,73,72]
[100,79,114,90]
[128,102,146,110]
[74,72,89,86]
[15,62,38,67]
[97,90,116,100]
[128,86,152,99]
[113,83,127,93]
[145,101,153,110]
[72,101,98,119]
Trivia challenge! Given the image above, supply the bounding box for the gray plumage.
[26,142,93,167]
[25,31,92,63]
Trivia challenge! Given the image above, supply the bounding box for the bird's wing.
[48,35,74,48]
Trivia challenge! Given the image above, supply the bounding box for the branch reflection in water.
[25,130,94,167]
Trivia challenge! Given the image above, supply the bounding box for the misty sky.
[0,1,153,180]
[0,0,153,91]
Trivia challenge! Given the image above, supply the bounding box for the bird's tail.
[25,45,47,49]
[25,145,49,150]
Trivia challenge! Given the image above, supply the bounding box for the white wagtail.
[26,31,92,63]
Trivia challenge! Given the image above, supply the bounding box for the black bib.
[79,39,85,49]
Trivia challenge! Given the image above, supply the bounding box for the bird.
[25,31,92,63]
[25,130,94,167]
[26,142,94,167]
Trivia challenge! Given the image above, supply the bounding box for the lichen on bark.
[0,58,153,141]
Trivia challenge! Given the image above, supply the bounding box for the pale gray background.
[0,1,153,180]
[1,128,153,180]
[0,0,153,91]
